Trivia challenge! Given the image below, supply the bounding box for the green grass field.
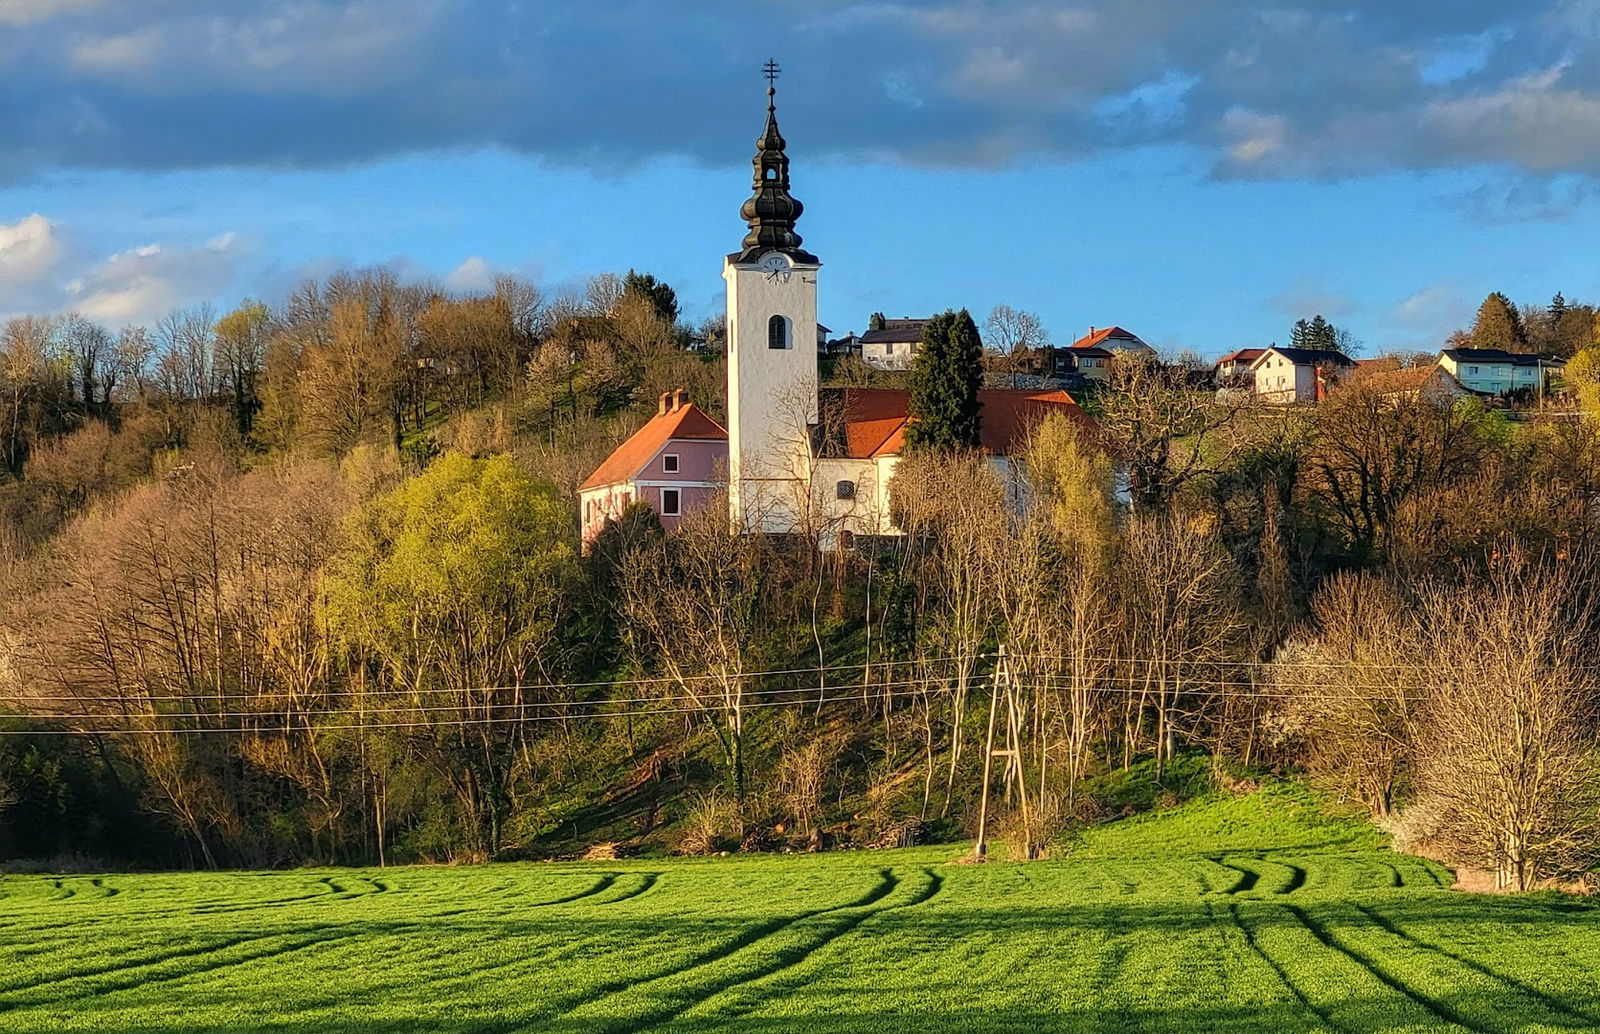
[3,784,1598,1033]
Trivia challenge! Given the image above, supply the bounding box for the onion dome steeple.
[735,62,818,264]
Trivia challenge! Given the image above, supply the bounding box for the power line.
[0,652,1484,708]
[0,678,1443,737]
[0,656,987,706]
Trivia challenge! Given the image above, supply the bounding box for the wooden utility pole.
[974,647,1004,860]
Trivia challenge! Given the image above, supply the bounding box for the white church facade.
[581,75,1091,548]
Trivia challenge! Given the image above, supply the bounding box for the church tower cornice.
[733,61,819,266]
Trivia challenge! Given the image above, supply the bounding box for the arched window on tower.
[768,315,790,350]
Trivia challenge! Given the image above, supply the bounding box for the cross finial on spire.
[763,59,781,106]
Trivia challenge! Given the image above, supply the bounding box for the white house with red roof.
[579,389,727,546]
[1067,326,1155,381]
[1215,347,1266,386]
[1250,346,1357,404]
[579,76,1094,546]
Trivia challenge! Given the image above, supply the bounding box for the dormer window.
[768,315,790,350]
[663,453,680,474]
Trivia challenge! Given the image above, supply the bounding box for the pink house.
[579,389,728,548]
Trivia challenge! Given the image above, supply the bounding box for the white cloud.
[0,0,103,26]
[1422,66,1600,172]
[0,214,63,287]
[1385,282,1474,349]
[1222,107,1288,164]
[64,231,243,325]
[68,1,449,95]
[444,256,494,294]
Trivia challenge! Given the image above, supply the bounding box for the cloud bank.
[0,1,1598,185]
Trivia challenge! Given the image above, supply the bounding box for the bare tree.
[617,501,768,806]
[1413,551,1600,889]
[1272,572,1423,818]
[1097,356,1252,514]
[585,273,625,315]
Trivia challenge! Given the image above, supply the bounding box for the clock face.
[758,253,791,274]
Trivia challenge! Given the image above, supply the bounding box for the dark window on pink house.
[661,488,681,516]
[663,453,679,473]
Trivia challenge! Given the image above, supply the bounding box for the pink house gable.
[578,390,729,548]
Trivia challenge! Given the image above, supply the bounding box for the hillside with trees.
[1,276,1600,895]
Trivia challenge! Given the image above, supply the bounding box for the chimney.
[658,392,671,416]
[672,387,686,411]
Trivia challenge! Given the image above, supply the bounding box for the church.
[580,74,1091,548]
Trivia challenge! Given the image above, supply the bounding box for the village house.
[581,79,1090,546]
[1066,326,1154,382]
[1249,345,1357,404]
[1437,347,1565,398]
[578,389,727,546]
[1347,357,1466,402]
[858,318,959,371]
[1214,347,1266,387]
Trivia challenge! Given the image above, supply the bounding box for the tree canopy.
[1469,292,1529,352]
[905,308,983,451]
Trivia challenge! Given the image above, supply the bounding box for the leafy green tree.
[623,270,679,326]
[326,452,576,856]
[1470,292,1528,352]
[906,309,983,450]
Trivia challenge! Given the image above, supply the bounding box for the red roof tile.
[580,401,727,491]
[828,388,1094,459]
[1217,348,1266,365]
[1069,326,1146,351]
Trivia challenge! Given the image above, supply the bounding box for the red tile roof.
[580,401,727,491]
[827,388,1094,459]
[1217,348,1266,365]
[1069,326,1146,351]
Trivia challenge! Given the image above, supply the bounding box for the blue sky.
[3,1,1600,358]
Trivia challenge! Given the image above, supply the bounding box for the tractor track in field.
[481,867,930,1034]
[596,871,660,904]
[425,872,626,918]
[1214,859,1260,895]
[663,868,947,1029]
[0,875,392,931]
[0,926,355,1006]
[1212,857,1306,897]
[1220,902,1352,1034]
[1283,904,1491,1034]
[1351,903,1600,1028]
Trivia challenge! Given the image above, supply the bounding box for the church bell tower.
[725,63,820,533]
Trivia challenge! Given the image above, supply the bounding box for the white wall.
[725,256,820,533]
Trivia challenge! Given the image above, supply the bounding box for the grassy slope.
[2,785,1598,1033]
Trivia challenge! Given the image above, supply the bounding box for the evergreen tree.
[1307,315,1337,351]
[622,270,679,326]
[1470,292,1528,352]
[868,312,886,331]
[1549,292,1568,331]
[1290,315,1339,351]
[906,309,983,450]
